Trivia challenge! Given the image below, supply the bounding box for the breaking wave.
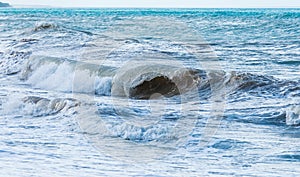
[111,60,202,99]
[20,56,202,98]
[2,96,80,117]
[12,54,300,127]
[19,55,300,101]
[21,56,115,96]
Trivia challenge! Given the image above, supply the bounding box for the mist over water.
[0,8,300,176]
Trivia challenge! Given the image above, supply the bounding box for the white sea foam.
[286,105,300,126]
[0,51,31,75]
[106,123,173,142]
[21,56,115,96]
[2,96,80,117]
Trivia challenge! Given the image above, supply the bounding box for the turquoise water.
[0,8,300,176]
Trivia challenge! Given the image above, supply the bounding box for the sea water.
[0,8,300,176]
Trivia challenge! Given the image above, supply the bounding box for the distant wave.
[32,22,93,35]
[33,22,58,32]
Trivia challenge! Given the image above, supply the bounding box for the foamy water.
[0,8,300,176]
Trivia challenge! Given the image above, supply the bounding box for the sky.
[4,0,300,8]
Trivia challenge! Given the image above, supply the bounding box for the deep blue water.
[0,8,300,176]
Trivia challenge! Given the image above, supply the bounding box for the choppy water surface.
[0,8,300,176]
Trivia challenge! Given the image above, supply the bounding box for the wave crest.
[33,22,58,32]
[111,61,201,99]
[21,56,115,96]
[21,56,202,99]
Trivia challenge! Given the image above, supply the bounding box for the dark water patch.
[63,26,94,36]
[275,60,300,66]
[225,111,287,127]
[162,112,182,121]
[279,81,300,97]
[124,38,140,44]
[241,42,275,46]
[18,125,41,129]
[280,126,300,138]
[280,132,300,139]
[208,171,236,176]
[211,139,250,150]
[231,72,299,99]
[231,73,274,92]
[129,75,180,99]
[0,149,18,155]
[20,38,38,43]
[23,96,49,104]
[96,105,118,117]
[278,154,300,162]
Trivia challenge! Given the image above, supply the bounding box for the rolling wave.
[20,56,202,98]
[19,55,300,100]
[5,54,299,126]
[111,60,202,99]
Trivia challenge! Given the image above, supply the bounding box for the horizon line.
[9,5,300,9]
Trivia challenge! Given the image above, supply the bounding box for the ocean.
[0,8,300,176]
